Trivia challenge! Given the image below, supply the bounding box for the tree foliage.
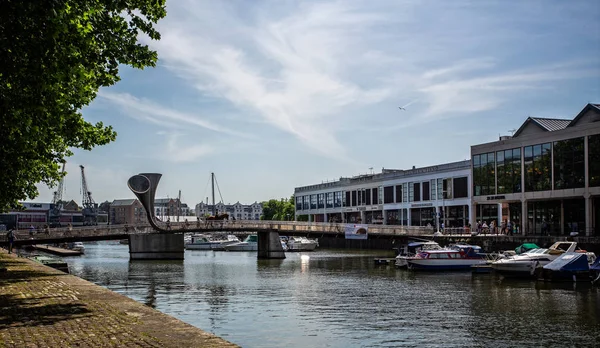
[0,0,166,212]
[261,196,295,221]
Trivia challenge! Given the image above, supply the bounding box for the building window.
[334,192,342,208]
[430,179,437,200]
[554,137,585,190]
[383,186,394,204]
[403,183,409,203]
[589,134,600,187]
[361,189,367,205]
[473,152,495,196]
[351,191,357,207]
[443,178,452,199]
[296,196,302,210]
[453,177,468,198]
[365,189,371,205]
[437,178,443,200]
[326,192,334,208]
[496,148,522,194]
[373,187,379,205]
[408,183,414,202]
[524,143,551,192]
[344,191,350,207]
[395,185,402,203]
[318,193,325,209]
[310,195,317,210]
[303,196,309,210]
[378,186,383,204]
[422,182,430,201]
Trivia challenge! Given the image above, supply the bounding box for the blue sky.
[35,0,600,207]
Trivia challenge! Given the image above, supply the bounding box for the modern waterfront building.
[294,160,472,229]
[470,103,600,236]
[194,202,263,220]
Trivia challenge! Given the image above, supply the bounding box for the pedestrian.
[6,229,15,253]
[166,218,171,231]
[29,224,35,237]
[44,224,50,235]
[507,220,512,235]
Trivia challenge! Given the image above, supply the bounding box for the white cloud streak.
[123,0,596,157]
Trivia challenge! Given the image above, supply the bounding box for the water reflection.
[62,243,600,348]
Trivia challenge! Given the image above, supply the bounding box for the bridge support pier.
[257,231,286,259]
[129,234,184,260]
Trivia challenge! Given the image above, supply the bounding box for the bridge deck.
[2,221,599,247]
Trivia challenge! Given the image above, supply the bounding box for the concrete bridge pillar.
[257,231,286,259]
[129,234,184,260]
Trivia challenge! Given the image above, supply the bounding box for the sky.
[35,0,600,208]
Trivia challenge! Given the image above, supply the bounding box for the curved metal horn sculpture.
[127,173,167,233]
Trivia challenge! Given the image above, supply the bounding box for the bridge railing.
[0,224,156,242]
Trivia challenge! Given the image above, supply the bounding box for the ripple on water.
[65,244,600,348]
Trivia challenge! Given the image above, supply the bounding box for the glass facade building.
[470,103,600,236]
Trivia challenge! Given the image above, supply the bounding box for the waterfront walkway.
[0,250,238,348]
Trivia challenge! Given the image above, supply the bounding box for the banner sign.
[345,224,368,240]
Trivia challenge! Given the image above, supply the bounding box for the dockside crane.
[80,165,98,225]
[49,162,66,226]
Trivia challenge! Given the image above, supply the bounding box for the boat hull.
[224,243,258,251]
[492,260,547,277]
[287,243,317,252]
[185,243,222,250]
[407,258,486,270]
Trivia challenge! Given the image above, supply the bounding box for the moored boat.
[542,252,594,282]
[185,234,223,250]
[224,234,258,251]
[491,241,581,278]
[406,244,486,271]
[29,255,70,273]
[286,236,318,251]
[395,241,442,268]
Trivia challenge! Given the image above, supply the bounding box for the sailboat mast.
[211,172,216,216]
[177,190,181,222]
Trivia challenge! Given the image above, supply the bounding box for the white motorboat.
[491,241,580,277]
[395,241,442,268]
[185,234,222,250]
[215,235,242,250]
[286,236,318,251]
[405,244,486,271]
[224,234,258,251]
[70,242,85,253]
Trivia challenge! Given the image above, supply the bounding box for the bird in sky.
[398,99,418,111]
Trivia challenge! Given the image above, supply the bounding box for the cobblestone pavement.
[0,250,238,348]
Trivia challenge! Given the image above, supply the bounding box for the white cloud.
[133,0,597,156]
[160,132,213,163]
[98,91,251,138]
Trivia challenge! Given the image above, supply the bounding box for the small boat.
[215,235,242,250]
[395,241,442,268]
[491,241,581,278]
[406,244,486,271]
[69,242,85,253]
[542,252,594,282]
[185,234,223,250]
[286,236,318,251]
[29,255,70,273]
[224,234,258,251]
[119,239,129,245]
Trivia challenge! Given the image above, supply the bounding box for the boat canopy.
[408,242,430,247]
[515,243,539,254]
[591,256,600,271]
[543,252,589,272]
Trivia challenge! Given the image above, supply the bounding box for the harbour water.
[64,242,599,348]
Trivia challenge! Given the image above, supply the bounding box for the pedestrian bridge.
[3,221,599,254]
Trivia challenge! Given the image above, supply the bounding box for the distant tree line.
[260,196,295,221]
